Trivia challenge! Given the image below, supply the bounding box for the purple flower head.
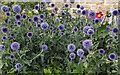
[49,26,53,31]
[22,14,27,19]
[10,33,15,38]
[1,27,8,33]
[112,10,118,16]
[76,4,80,8]
[81,55,85,60]
[40,19,44,23]
[67,44,76,52]
[9,54,15,60]
[118,16,120,25]
[1,5,8,12]
[87,29,94,36]
[118,8,120,14]
[82,10,87,15]
[60,32,64,36]
[73,27,78,32]
[69,0,75,4]
[79,41,82,45]
[45,0,52,4]
[83,26,90,33]
[64,4,69,8]
[2,36,7,40]
[61,12,65,16]
[15,63,22,70]
[40,1,45,6]
[39,14,44,19]
[89,26,94,30]
[69,53,76,60]
[78,62,80,66]
[50,13,55,17]
[106,26,110,32]
[55,18,59,22]
[99,49,105,55]
[15,14,21,20]
[6,12,11,16]
[14,21,17,25]
[17,21,22,25]
[13,5,21,13]
[0,45,5,50]
[77,10,81,14]
[95,19,99,23]
[54,7,58,12]
[112,27,119,34]
[53,30,56,34]
[27,32,33,38]
[110,35,113,38]
[77,49,84,56]
[41,22,49,30]
[51,3,55,7]
[41,44,48,50]
[80,5,84,10]
[109,53,116,60]
[88,11,96,19]
[8,7,11,11]
[58,24,65,31]
[36,24,41,28]
[113,35,118,40]
[33,16,39,22]
[28,18,32,22]
[83,40,92,49]
[4,19,8,24]
[11,42,20,50]
[34,5,39,10]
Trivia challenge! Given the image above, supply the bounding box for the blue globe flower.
[15,63,22,70]
[11,42,20,50]
[83,40,92,49]
[41,44,48,50]
[13,5,21,13]
[99,49,105,55]
[77,49,84,56]
[58,24,65,31]
[41,22,49,30]
[67,44,76,52]
[88,11,96,19]
[34,5,39,10]
[112,27,119,34]
[69,53,76,60]
[1,27,8,33]
[0,45,5,50]
[9,54,15,60]
[112,10,118,16]
[1,5,9,12]
[109,53,116,60]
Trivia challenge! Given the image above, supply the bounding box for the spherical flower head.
[58,24,65,31]
[33,16,39,22]
[80,5,84,10]
[9,54,15,60]
[34,5,39,10]
[53,30,56,34]
[61,12,65,16]
[1,27,8,33]
[60,32,64,36]
[49,26,54,31]
[51,3,55,7]
[1,5,8,12]
[13,5,21,13]
[55,18,59,22]
[40,1,45,6]
[28,18,32,22]
[81,55,85,60]
[109,53,116,60]
[83,26,90,33]
[67,44,76,52]
[41,44,48,50]
[36,24,41,28]
[69,53,76,60]
[17,21,22,25]
[2,36,7,40]
[73,27,78,32]
[112,10,118,16]
[118,16,120,25]
[83,40,92,49]
[10,33,15,38]
[99,49,105,55]
[87,29,94,36]
[22,14,27,19]
[112,27,119,34]
[41,22,49,30]
[94,19,99,23]
[64,4,69,8]
[15,63,22,70]
[54,7,58,12]
[39,14,44,19]
[0,45,5,50]
[40,19,44,23]
[11,42,20,50]
[6,12,11,16]
[88,11,96,19]
[50,13,55,17]
[69,0,75,4]
[8,7,11,11]
[77,10,81,14]
[82,10,87,15]
[27,32,33,38]
[79,41,82,45]
[78,62,80,66]
[77,49,84,56]
[76,4,80,8]
[113,35,118,40]
[15,14,21,20]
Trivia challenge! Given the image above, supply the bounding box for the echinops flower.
[112,27,119,34]
[11,42,20,50]
[41,22,49,30]
[27,32,33,38]
[67,44,76,51]
[15,14,21,20]
[83,40,92,49]
[99,49,105,55]
[33,16,39,22]
[1,27,8,33]
[41,44,48,50]
[88,11,96,19]
[15,63,22,70]
[9,54,15,60]
[0,45,5,50]
[34,5,39,10]
[77,49,84,56]
[1,5,9,12]
[109,53,116,60]
[13,5,21,13]
[69,53,76,59]
[58,24,65,31]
